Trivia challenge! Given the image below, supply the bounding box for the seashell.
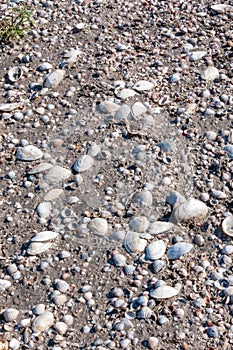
[145,240,166,260]
[114,104,131,122]
[75,22,87,30]
[201,67,219,81]
[112,253,127,267]
[54,279,70,293]
[170,197,208,224]
[151,260,166,273]
[167,242,193,260]
[223,145,233,159]
[0,279,11,291]
[88,218,108,236]
[31,231,58,242]
[150,285,179,299]
[129,216,149,233]
[0,338,8,350]
[62,314,74,326]
[99,100,120,114]
[147,337,159,349]
[131,102,147,118]
[32,311,54,332]
[165,191,186,208]
[60,207,74,218]
[149,221,174,235]
[169,73,180,83]
[133,80,154,91]
[87,143,101,157]
[109,287,124,298]
[116,88,136,99]
[113,80,126,89]
[189,51,207,61]
[114,319,133,331]
[0,101,24,112]
[44,165,71,183]
[32,304,45,315]
[37,62,53,71]
[211,4,233,13]
[157,140,176,152]
[73,155,94,172]
[132,189,153,207]
[211,189,227,199]
[27,242,52,255]
[16,145,43,161]
[124,231,147,255]
[53,321,68,335]
[7,66,23,82]
[43,69,65,88]
[3,308,19,322]
[27,162,53,175]
[116,43,128,51]
[44,188,63,201]
[137,306,153,319]
[63,49,83,65]
[205,130,217,140]
[123,264,135,275]
[36,202,51,218]
[222,217,233,237]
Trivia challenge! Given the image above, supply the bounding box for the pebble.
[149,221,174,235]
[32,311,54,332]
[147,337,159,350]
[27,242,52,255]
[133,80,154,91]
[73,155,94,172]
[36,202,51,218]
[3,308,19,322]
[16,145,43,161]
[31,231,58,242]
[170,197,208,224]
[201,67,219,81]
[27,162,53,174]
[43,69,65,88]
[128,216,149,233]
[44,188,64,201]
[222,216,233,236]
[9,339,20,350]
[44,165,71,183]
[0,279,11,291]
[132,189,153,207]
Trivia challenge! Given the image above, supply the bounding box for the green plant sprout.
[0,5,34,43]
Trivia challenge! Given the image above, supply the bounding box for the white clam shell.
[129,216,149,233]
[27,242,52,255]
[149,221,174,235]
[16,145,43,161]
[133,80,154,91]
[222,217,233,237]
[137,306,153,319]
[169,73,180,83]
[116,88,136,99]
[201,67,219,81]
[150,285,179,299]
[167,242,193,260]
[73,155,94,172]
[63,49,83,64]
[44,165,71,183]
[211,4,233,13]
[0,279,12,291]
[87,143,101,157]
[124,231,147,254]
[114,104,131,122]
[44,69,65,88]
[88,218,108,236]
[31,231,59,242]
[0,101,24,112]
[32,311,54,332]
[131,102,147,118]
[145,240,166,260]
[170,197,208,224]
[8,66,23,82]
[36,202,52,218]
[189,51,207,61]
[112,253,127,267]
[99,100,120,114]
[27,162,53,174]
[37,62,53,71]
[44,188,64,201]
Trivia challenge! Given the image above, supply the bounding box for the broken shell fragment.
[7,66,23,82]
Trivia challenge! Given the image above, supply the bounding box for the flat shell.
[133,80,154,91]
[222,217,233,237]
[114,104,131,122]
[201,67,219,81]
[211,4,233,13]
[88,218,108,236]
[44,188,64,201]
[44,165,71,183]
[129,216,149,233]
[37,62,53,71]
[167,242,194,260]
[170,197,208,224]
[27,242,52,255]
[0,102,24,112]
[116,88,136,99]
[16,145,43,161]
[31,231,59,242]
[124,231,147,254]
[99,100,120,114]
[73,155,94,172]
[149,221,174,235]
[131,102,147,118]
[63,49,83,64]
[132,189,153,207]
[189,51,207,61]
[145,240,166,260]
[27,162,53,174]
[150,285,179,299]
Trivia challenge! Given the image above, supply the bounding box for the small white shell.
[116,88,136,99]
[43,69,65,88]
[44,165,71,183]
[16,145,43,161]
[167,242,194,260]
[37,62,53,71]
[87,143,101,157]
[211,4,233,13]
[0,279,11,291]
[31,231,58,242]
[36,202,51,218]
[112,253,127,267]
[131,102,147,118]
[44,188,64,201]
[27,242,52,255]
[53,321,68,335]
[75,22,87,30]
[189,51,207,61]
[170,197,208,224]
[0,101,24,112]
[149,221,174,235]
[222,217,233,237]
[201,67,219,81]
[99,100,120,114]
[152,260,166,273]
[150,285,179,299]
[129,216,149,233]
[133,80,154,91]
[124,231,147,255]
[137,306,153,319]
[27,162,53,174]
[8,66,23,82]
[114,104,131,122]
[73,155,94,172]
[169,73,180,83]
[63,49,83,65]
[145,240,166,260]
[88,218,108,236]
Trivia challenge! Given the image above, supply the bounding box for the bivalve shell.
[131,102,147,118]
[3,308,19,322]
[31,231,58,242]
[149,221,174,235]
[150,285,179,299]
[201,67,219,81]
[133,80,154,91]
[167,242,193,260]
[222,217,233,237]
[112,253,127,267]
[27,242,52,255]
[211,4,233,13]
[145,240,166,260]
[99,100,120,114]
[189,51,207,61]
[16,145,43,161]
[129,216,149,233]
[88,218,108,236]
[37,62,53,71]
[73,155,94,172]
[124,231,147,255]
[170,197,208,224]
[8,66,23,82]
[44,165,71,183]
[132,189,153,207]
[114,104,131,122]
[137,306,153,319]
[27,162,53,175]
[116,88,136,99]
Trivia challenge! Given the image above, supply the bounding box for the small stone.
[53,322,68,335]
[9,339,19,350]
[32,304,46,315]
[44,188,64,201]
[73,155,94,172]
[43,69,65,88]
[132,189,153,207]
[189,51,207,61]
[27,162,53,175]
[54,279,69,293]
[16,145,43,161]
[3,308,19,322]
[0,279,11,291]
[44,165,71,183]
[27,242,52,255]
[147,336,159,349]
[201,67,219,81]
[207,325,218,338]
[36,202,51,218]
[129,216,149,233]
[32,311,54,332]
